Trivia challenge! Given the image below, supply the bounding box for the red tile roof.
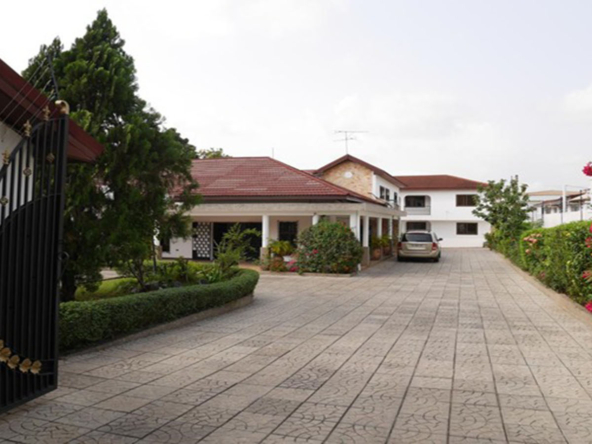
[0,58,103,163]
[189,157,380,204]
[313,154,407,188]
[394,175,486,190]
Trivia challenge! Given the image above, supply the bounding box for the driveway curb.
[495,250,592,325]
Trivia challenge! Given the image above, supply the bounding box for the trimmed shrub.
[492,221,592,310]
[518,221,592,304]
[60,269,259,352]
[297,221,363,274]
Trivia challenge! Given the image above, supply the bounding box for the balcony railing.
[404,206,431,215]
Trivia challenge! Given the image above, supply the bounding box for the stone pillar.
[362,215,370,266]
[260,214,270,262]
[312,214,320,225]
[377,218,383,237]
[350,213,360,241]
[388,218,394,256]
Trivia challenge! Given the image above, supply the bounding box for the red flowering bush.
[586,302,592,313]
[519,221,592,309]
[296,221,363,274]
[583,162,592,176]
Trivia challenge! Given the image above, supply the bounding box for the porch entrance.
[213,222,262,261]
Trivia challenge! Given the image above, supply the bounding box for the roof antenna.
[271,147,275,159]
[334,130,368,154]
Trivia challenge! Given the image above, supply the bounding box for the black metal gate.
[0,115,68,413]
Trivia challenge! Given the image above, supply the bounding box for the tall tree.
[473,177,531,237]
[24,9,199,300]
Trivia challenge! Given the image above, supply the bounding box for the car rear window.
[402,233,433,242]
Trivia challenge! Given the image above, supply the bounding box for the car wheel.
[397,256,404,262]
[434,257,440,263]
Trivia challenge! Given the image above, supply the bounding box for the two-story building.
[394,175,490,247]
[312,156,490,248]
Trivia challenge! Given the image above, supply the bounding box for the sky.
[3,0,592,191]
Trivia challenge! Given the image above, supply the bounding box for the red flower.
[582,271,592,280]
[586,237,592,249]
[583,162,592,176]
[585,302,592,313]
[312,249,318,254]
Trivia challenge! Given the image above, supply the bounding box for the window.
[279,221,298,245]
[406,221,427,231]
[401,232,433,242]
[456,194,478,207]
[379,186,391,203]
[393,192,398,206]
[457,223,478,235]
[405,196,426,208]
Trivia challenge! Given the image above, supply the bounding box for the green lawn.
[75,278,137,301]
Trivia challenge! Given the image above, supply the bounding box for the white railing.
[404,206,431,215]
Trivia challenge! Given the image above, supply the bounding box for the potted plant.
[269,240,294,259]
[381,234,392,256]
[370,236,382,260]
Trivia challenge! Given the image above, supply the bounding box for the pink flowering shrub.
[296,221,363,274]
[518,221,592,310]
[583,162,592,176]
[586,302,592,313]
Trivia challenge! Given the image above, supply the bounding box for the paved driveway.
[2,249,592,443]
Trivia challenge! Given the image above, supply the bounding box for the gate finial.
[23,120,32,137]
[55,100,70,115]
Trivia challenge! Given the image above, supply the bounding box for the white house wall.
[0,120,35,223]
[401,189,490,248]
[373,174,401,207]
[541,210,592,228]
[0,121,22,153]
[427,221,490,248]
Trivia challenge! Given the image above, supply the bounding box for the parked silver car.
[397,231,442,262]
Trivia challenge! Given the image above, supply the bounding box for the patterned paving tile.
[3,250,592,443]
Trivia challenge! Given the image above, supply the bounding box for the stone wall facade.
[318,160,374,199]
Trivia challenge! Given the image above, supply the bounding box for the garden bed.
[59,269,259,352]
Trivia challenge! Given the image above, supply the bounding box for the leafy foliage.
[60,269,259,351]
[23,10,199,300]
[269,240,295,257]
[474,177,531,240]
[215,224,261,277]
[195,148,229,159]
[297,221,363,274]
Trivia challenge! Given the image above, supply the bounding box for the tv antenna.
[334,130,368,154]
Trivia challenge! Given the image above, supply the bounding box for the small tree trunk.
[151,241,158,275]
[60,270,77,302]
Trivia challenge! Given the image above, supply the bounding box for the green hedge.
[59,269,259,352]
[492,221,592,307]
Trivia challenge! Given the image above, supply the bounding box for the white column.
[262,215,270,247]
[388,217,393,237]
[312,214,320,225]
[377,218,383,237]
[349,213,360,241]
[363,215,370,247]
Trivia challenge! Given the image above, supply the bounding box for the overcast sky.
[3,0,592,191]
